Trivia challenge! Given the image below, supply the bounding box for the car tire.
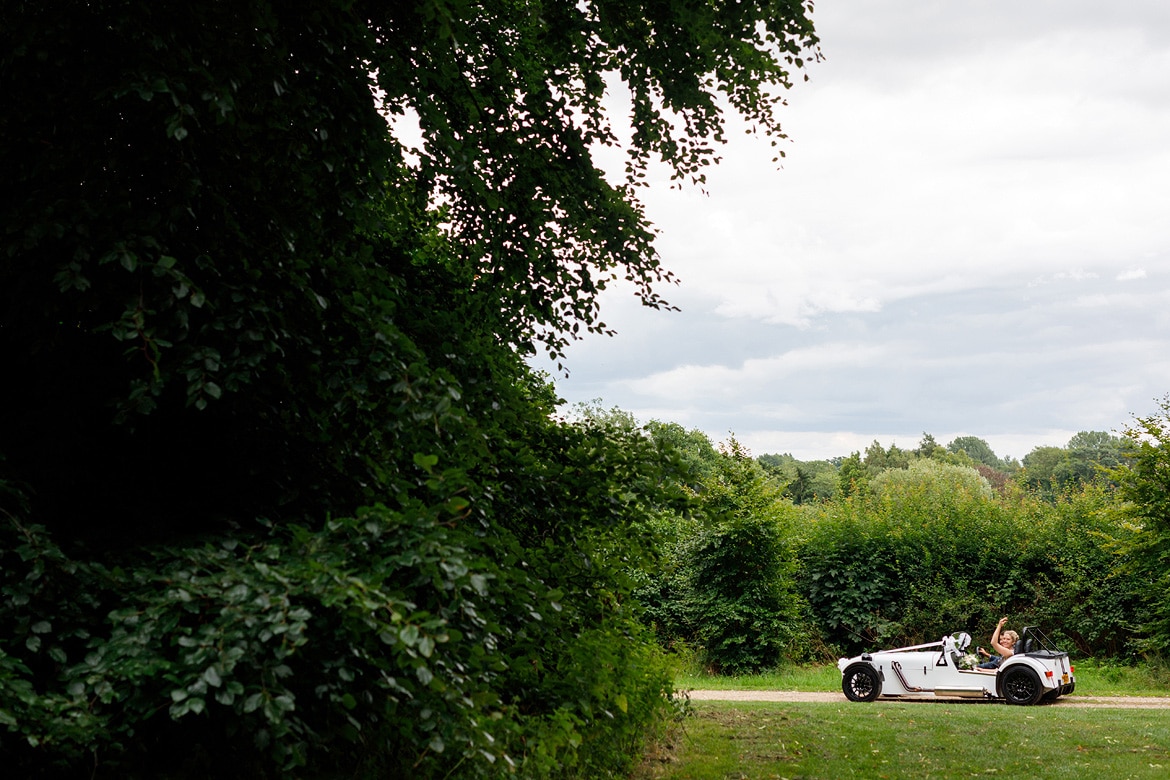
[1000,666,1044,706]
[842,664,882,702]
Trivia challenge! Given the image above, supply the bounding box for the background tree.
[1065,430,1133,485]
[916,432,945,459]
[838,451,870,497]
[946,435,1006,470]
[1019,445,1070,499]
[1018,431,1132,500]
[758,452,838,503]
[863,440,910,471]
[1114,398,1170,654]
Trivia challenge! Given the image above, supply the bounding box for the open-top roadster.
[838,627,1075,705]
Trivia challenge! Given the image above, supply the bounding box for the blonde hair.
[1002,630,1019,645]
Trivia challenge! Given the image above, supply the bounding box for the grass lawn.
[675,664,841,693]
[635,700,1170,780]
[674,659,1170,697]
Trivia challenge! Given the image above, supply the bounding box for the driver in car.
[976,617,1018,669]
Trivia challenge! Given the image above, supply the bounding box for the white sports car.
[837,627,1075,705]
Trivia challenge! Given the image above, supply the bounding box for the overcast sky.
[537,0,1170,463]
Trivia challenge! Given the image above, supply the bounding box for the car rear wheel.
[1001,666,1044,706]
[842,664,881,702]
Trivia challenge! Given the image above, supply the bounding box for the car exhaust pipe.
[889,661,925,692]
[933,687,991,698]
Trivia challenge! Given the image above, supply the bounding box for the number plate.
[1062,674,1069,684]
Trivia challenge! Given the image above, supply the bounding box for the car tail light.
[1045,670,1054,678]
[1070,665,1075,673]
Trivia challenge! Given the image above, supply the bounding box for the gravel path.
[686,690,1170,708]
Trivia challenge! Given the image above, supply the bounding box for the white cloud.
[542,1,1170,463]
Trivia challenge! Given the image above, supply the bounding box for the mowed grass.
[675,659,1170,697]
[636,700,1170,780]
[675,664,840,692]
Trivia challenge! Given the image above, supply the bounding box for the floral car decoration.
[837,627,1075,706]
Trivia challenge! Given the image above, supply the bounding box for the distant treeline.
[570,404,1168,673]
[757,429,1133,505]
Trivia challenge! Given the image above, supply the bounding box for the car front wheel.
[1000,666,1044,706]
[842,664,882,702]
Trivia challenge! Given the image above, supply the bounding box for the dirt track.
[687,690,1170,708]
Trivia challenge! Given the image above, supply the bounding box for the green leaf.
[203,666,223,687]
[413,453,439,471]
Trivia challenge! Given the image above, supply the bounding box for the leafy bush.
[635,437,808,673]
[795,460,1145,657]
[1,426,684,778]
[1113,396,1170,656]
[681,515,805,673]
[1023,485,1146,658]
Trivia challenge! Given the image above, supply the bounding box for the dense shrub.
[634,438,807,673]
[1023,486,1146,658]
[1113,396,1170,656]
[796,461,1142,657]
[1,414,687,777]
[681,514,805,673]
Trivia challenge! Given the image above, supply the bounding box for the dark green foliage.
[636,435,806,673]
[1,0,819,775]
[682,514,804,673]
[1025,486,1146,658]
[1114,397,1170,655]
[1,410,689,777]
[1,0,819,540]
[797,460,1140,656]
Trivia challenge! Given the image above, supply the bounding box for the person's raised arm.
[990,617,1012,656]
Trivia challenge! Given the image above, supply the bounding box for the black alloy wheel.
[842,664,882,702]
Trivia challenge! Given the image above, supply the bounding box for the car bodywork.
[837,627,1075,705]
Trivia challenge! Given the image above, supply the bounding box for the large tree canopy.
[2,0,817,538]
[1,1,818,776]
